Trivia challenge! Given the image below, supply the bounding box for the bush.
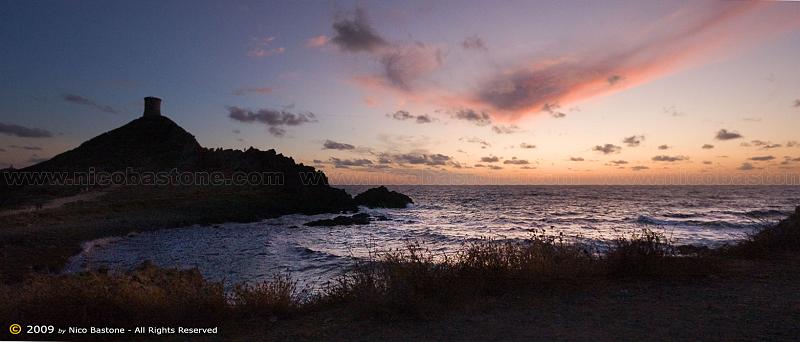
[231,274,301,317]
[723,206,800,258]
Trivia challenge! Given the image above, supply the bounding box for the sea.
[64,185,799,290]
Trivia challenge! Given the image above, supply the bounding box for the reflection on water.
[64,186,799,289]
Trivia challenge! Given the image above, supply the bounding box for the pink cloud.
[247,36,285,58]
[306,35,329,48]
[471,2,800,119]
[349,2,800,122]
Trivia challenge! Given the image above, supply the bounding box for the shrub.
[723,206,800,258]
[231,274,301,317]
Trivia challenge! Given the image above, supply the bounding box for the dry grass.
[0,262,305,326]
[318,229,716,316]
[722,206,800,258]
[231,274,301,317]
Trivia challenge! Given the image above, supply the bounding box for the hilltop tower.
[143,97,162,117]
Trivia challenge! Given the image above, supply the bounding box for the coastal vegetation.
[2,207,798,332]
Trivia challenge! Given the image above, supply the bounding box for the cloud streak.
[715,129,743,140]
[62,94,118,114]
[623,135,644,147]
[227,106,316,137]
[0,122,53,138]
[388,110,434,124]
[323,140,355,150]
[593,144,621,154]
[452,109,492,126]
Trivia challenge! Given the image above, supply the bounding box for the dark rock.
[353,186,413,208]
[304,213,371,227]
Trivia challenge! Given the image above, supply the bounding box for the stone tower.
[143,97,162,117]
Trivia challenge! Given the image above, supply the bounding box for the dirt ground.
[230,256,800,341]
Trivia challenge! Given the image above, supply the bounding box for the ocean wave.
[635,215,750,229]
[662,212,698,219]
[742,209,788,218]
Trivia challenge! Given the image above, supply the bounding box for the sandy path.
[0,190,106,216]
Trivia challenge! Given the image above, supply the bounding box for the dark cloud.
[607,75,624,85]
[593,144,621,154]
[652,155,688,162]
[631,166,650,171]
[227,106,316,137]
[503,157,529,165]
[323,140,355,150]
[330,157,373,168]
[461,36,487,51]
[9,145,42,151]
[658,145,670,150]
[0,122,53,138]
[476,66,571,112]
[390,110,414,120]
[488,165,503,170]
[622,135,644,147]
[786,141,798,147]
[610,160,628,165]
[415,114,433,124]
[62,94,118,114]
[702,161,713,165]
[492,124,521,134]
[330,8,386,52]
[460,137,491,149]
[381,152,452,166]
[389,110,434,124]
[738,162,755,171]
[453,109,492,126]
[749,155,775,161]
[701,144,714,149]
[519,143,536,149]
[267,127,287,137]
[480,156,500,163]
[793,99,800,108]
[569,157,584,162]
[542,103,566,118]
[749,140,781,149]
[379,44,443,90]
[715,129,743,140]
[781,156,800,165]
[448,161,465,169]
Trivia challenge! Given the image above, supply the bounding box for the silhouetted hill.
[2,97,342,209]
[26,115,202,172]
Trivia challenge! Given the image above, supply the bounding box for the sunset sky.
[1,0,799,184]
